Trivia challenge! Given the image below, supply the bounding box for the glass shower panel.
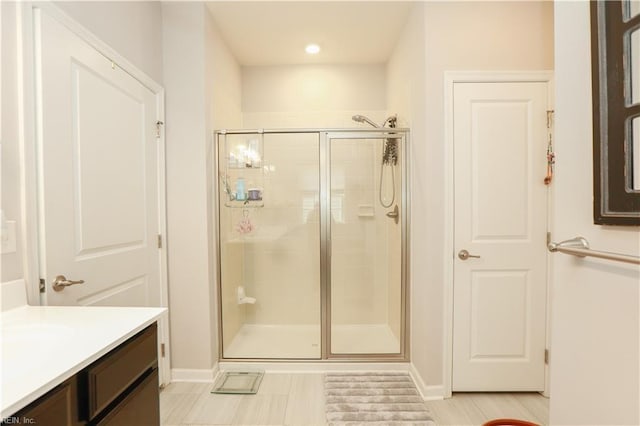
[219,133,321,359]
[329,136,403,354]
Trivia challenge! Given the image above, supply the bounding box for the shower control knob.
[458,249,481,260]
[385,205,399,224]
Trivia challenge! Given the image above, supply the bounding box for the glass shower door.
[328,134,404,355]
[218,132,321,359]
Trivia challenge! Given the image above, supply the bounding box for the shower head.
[351,115,380,128]
[382,114,398,128]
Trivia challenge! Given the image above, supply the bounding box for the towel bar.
[548,236,640,265]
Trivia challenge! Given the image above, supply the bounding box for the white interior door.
[452,81,549,391]
[35,9,169,382]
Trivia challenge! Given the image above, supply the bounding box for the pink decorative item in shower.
[236,210,254,234]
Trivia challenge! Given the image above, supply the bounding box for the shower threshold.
[224,323,400,359]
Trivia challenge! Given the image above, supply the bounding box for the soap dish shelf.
[225,199,264,208]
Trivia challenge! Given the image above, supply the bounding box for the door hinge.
[157,234,162,249]
[161,343,166,358]
[156,120,164,138]
[546,110,555,129]
[544,348,549,365]
[39,278,46,293]
[546,231,551,246]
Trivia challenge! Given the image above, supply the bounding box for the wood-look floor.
[160,373,549,426]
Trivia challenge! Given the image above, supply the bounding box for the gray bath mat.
[211,371,264,394]
[324,372,435,425]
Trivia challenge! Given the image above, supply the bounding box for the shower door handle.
[385,205,399,224]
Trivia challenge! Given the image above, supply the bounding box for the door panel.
[72,61,147,258]
[453,82,548,391]
[470,271,529,357]
[37,10,160,308]
[472,102,530,240]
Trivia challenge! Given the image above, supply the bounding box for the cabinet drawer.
[87,323,157,420]
[5,377,79,426]
[94,369,159,426]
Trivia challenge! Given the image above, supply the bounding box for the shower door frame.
[214,128,410,362]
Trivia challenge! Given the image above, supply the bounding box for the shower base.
[224,324,400,359]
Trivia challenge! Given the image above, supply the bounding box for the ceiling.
[206,2,414,66]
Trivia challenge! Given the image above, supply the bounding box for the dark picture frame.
[590,0,640,225]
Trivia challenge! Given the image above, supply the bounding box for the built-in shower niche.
[216,129,407,360]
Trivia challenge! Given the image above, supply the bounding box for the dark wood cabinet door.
[94,369,160,426]
[8,378,80,426]
[87,324,158,420]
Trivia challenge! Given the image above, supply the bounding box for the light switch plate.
[1,221,17,254]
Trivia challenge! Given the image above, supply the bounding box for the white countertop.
[1,305,166,418]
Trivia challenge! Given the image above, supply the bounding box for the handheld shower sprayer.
[351,114,380,128]
[351,114,397,129]
[351,113,399,209]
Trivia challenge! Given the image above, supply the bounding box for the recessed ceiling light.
[305,44,320,55]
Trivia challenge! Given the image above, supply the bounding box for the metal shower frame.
[213,128,411,362]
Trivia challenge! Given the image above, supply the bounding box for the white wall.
[162,2,214,372]
[205,5,242,362]
[241,64,386,128]
[421,1,554,389]
[386,2,426,130]
[386,0,430,390]
[55,1,163,83]
[550,2,640,424]
[207,10,242,131]
[162,2,242,373]
[1,2,24,283]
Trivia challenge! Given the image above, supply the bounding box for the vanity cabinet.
[3,323,159,426]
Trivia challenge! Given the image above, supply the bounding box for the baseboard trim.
[170,361,447,400]
[171,363,219,382]
[422,385,445,401]
[218,361,411,374]
[409,363,445,401]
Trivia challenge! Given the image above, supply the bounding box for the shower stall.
[215,127,409,361]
